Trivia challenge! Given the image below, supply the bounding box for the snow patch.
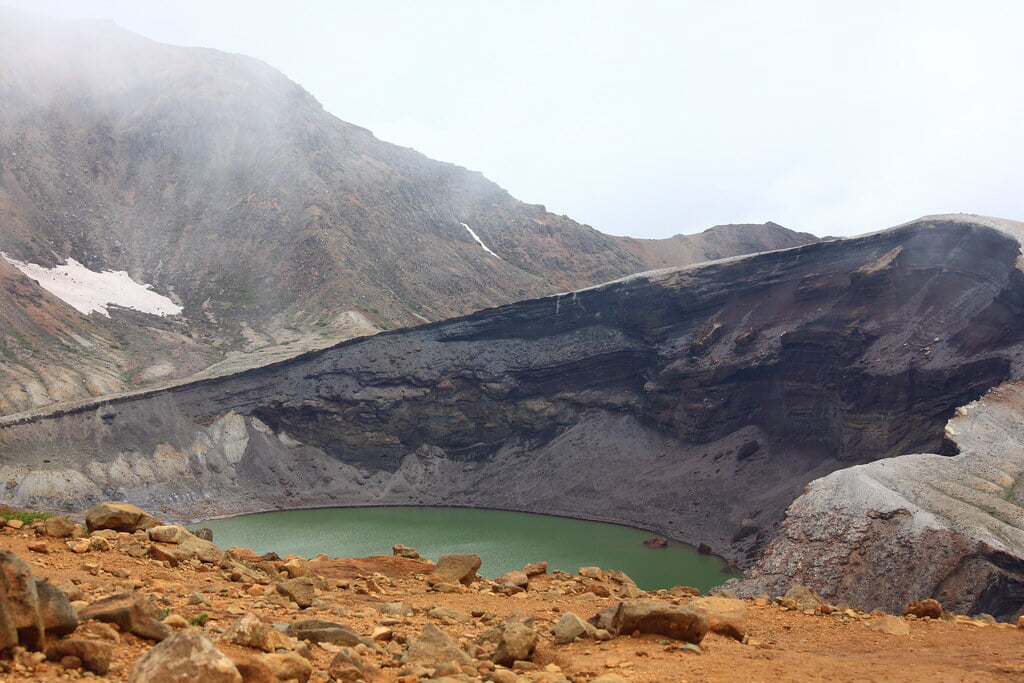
[460,222,501,259]
[1,254,183,317]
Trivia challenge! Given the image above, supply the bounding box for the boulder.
[608,600,708,644]
[128,630,241,682]
[222,613,284,653]
[783,584,827,609]
[905,599,942,619]
[552,612,596,644]
[426,553,481,586]
[44,516,76,538]
[194,528,215,542]
[46,638,112,675]
[579,566,603,579]
[687,597,747,640]
[282,557,309,578]
[34,578,78,636]
[85,502,160,533]
[401,623,473,668]
[491,621,537,666]
[392,544,422,560]
[277,577,316,608]
[78,592,171,641]
[0,550,45,650]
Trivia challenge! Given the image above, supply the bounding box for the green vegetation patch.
[0,505,58,524]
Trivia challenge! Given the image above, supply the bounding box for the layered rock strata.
[1,215,1023,586]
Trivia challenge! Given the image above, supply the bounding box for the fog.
[3,0,1022,238]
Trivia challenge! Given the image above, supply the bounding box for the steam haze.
[3,0,1022,238]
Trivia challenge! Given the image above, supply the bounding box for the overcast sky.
[4,0,1022,238]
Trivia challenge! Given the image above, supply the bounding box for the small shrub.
[188,612,209,626]
[0,506,57,524]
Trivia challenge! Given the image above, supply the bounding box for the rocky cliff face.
[0,9,818,414]
[2,216,1021,595]
[725,381,1024,620]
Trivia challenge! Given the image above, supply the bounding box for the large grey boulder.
[607,600,708,644]
[128,630,241,683]
[426,553,481,586]
[85,502,160,532]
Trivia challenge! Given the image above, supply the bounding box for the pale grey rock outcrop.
[725,381,1024,619]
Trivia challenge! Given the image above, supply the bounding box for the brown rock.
[222,613,280,653]
[904,599,942,619]
[579,566,603,579]
[260,651,312,683]
[782,584,827,610]
[228,653,275,683]
[523,561,548,576]
[401,623,473,668]
[78,591,171,641]
[392,544,422,560]
[148,525,189,544]
[277,577,316,608]
[687,597,747,640]
[643,537,669,548]
[128,630,242,682]
[491,621,537,666]
[867,615,910,636]
[0,550,45,650]
[46,638,112,675]
[496,570,529,588]
[287,618,372,648]
[282,557,309,578]
[35,577,78,636]
[27,541,49,554]
[5,519,24,529]
[553,612,596,644]
[426,553,481,586]
[44,516,76,538]
[328,646,385,681]
[85,502,160,533]
[608,600,708,644]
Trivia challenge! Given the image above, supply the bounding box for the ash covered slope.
[2,215,1022,580]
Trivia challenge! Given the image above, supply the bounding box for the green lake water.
[195,506,737,592]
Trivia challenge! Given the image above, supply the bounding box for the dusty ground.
[1,527,1022,682]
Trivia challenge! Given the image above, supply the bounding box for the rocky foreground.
[0,503,1021,682]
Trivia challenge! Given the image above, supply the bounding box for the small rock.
[0,550,45,650]
[370,625,393,641]
[228,653,274,683]
[426,554,481,586]
[46,639,112,675]
[5,519,24,529]
[496,570,529,588]
[277,577,316,608]
[490,670,519,683]
[523,561,548,576]
[282,557,310,579]
[579,567,603,579]
[128,630,241,682]
[148,525,189,544]
[552,612,595,644]
[163,614,189,629]
[27,541,49,554]
[375,601,413,616]
[643,537,668,548]
[428,606,471,623]
[677,643,702,655]
[866,615,910,636]
[904,599,942,619]
[492,622,537,667]
[194,528,215,542]
[88,536,111,551]
[327,646,384,681]
[222,613,281,653]
[392,544,421,560]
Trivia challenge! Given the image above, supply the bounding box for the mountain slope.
[2,215,1022,619]
[611,222,820,270]
[0,8,821,414]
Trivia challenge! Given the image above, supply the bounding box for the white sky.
[3,0,1022,238]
